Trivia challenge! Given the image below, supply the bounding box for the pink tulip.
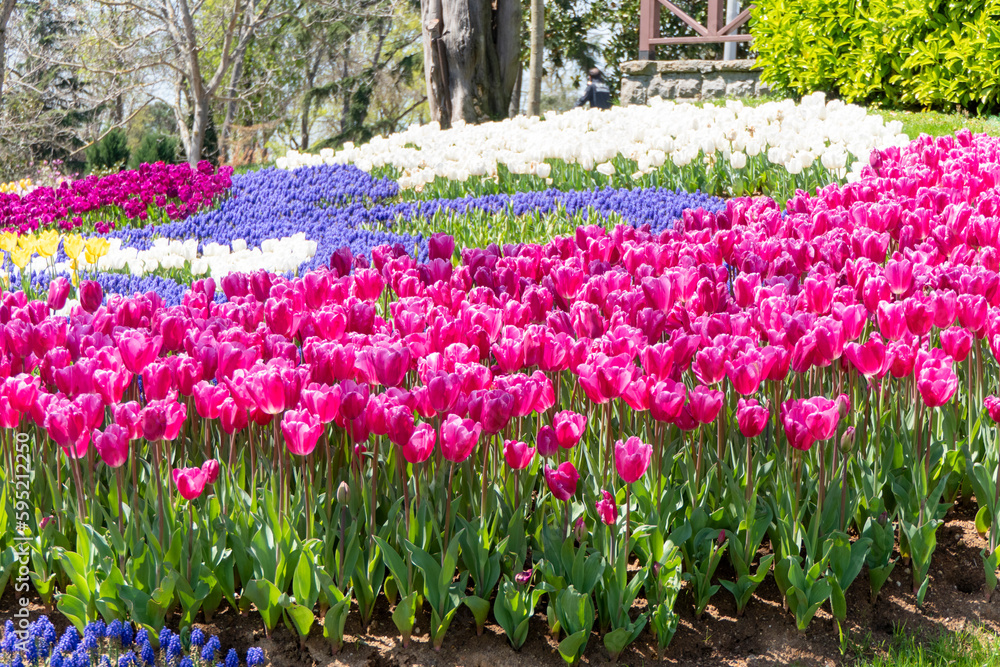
[649,379,686,423]
[402,422,436,463]
[985,396,1000,423]
[469,389,514,435]
[803,396,839,441]
[614,436,652,483]
[282,408,324,456]
[117,330,163,375]
[373,345,410,387]
[780,399,816,452]
[536,425,559,457]
[202,459,221,484]
[172,467,209,501]
[553,410,586,449]
[940,327,973,363]
[440,413,482,463]
[736,398,769,438]
[917,362,958,407]
[93,424,129,468]
[544,461,579,501]
[689,385,723,424]
[595,490,616,526]
[503,439,536,470]
[79,280,103,313]
[47,277,70,311]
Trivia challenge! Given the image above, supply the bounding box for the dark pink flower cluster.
[0,161,233,234]
[2,130,1000,478]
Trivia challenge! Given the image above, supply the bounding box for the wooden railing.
[638,0,753,59]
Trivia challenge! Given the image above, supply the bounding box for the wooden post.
[638,0,660,59]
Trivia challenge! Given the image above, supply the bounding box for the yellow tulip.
[17,235,36,253]
[0,231,16,252]
[36,230,59,258]
[84,237,110,265]
[63,234,85,260]
[11,245,32,269]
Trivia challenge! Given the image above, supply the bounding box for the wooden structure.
[638,0,753,59]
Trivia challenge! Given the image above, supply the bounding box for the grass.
[845,625,1000,667]
[874,109,1000,140]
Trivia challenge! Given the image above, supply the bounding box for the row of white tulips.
[276,93,910,189]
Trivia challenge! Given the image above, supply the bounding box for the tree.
[419,0,520,127]
[0,0,16,106]
[525,0,542,116]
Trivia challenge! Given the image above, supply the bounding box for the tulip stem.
[302,456,312,540]
[603,401,612,486]
[625,484,631,561]
[398,447,410,538]
[564,500,570,542]
[481,434,493,518]
[443,463,455,567]
[188,503,195,582]
[152,439,168,557]
[115,466,125,563]
[369,435,381,552]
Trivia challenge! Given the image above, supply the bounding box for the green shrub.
[85,127,131,172]
[750,0,1000,113]
[130,133,180,168]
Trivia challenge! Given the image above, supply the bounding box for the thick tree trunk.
[526,0,543,116]
[187,93,209,165]
[420,0,520,128]
[0,0,16,108]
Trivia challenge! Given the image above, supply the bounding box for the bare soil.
[5,500,1000,667]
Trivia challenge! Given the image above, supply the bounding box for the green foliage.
[751,0,1000,113]
[130,134,180,168]
[86,128,131,173]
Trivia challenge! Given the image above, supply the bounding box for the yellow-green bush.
[750,0,1000,113]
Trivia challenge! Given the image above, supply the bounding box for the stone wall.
[620,60,769,105]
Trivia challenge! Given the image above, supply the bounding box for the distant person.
[576,68,612,110]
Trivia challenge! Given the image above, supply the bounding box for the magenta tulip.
[503,439,536,470]
[172,467,209,501]
[544,461,579,501]
[595,490,616,526]
[440,413,482,463]
[536,425,559,457]
[93,424,129,468]
[553,410,586,449]
[282,409,324,456]
[614,436,652,483]
[736,398,769,438]
[402,422,436,463]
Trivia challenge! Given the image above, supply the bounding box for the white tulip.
[729,151,747,169]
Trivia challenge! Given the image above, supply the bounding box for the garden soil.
[5,499,1000,666]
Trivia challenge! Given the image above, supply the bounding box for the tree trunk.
[220,48,247,163]
[526,0,543,116]
[0,0,16,108]
[509,67,521,117]
[187,92,209,165]
[420,0,520,128]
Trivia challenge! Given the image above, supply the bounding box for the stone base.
[620,60,770,105]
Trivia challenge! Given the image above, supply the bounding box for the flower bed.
[0,162,233,236]
[278,94,910,201]
[2,128,1000,664]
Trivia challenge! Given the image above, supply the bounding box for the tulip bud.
[39,516,54,531]
[514,569,532,586]
[337,481,350,504]
[651,561,662,577]
[840,426,855,454]
[573,517,587,542]
[717,530,727,547]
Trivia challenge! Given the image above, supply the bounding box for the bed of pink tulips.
[5,129,1000,662]
[0,161,233,234]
